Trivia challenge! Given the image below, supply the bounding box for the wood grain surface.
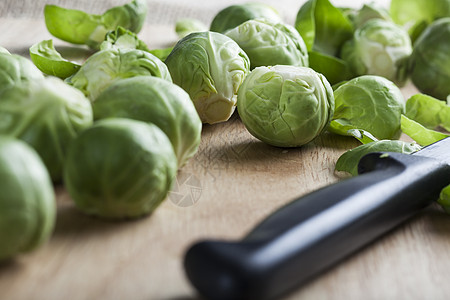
[1,1,450,300]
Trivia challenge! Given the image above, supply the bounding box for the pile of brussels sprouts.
[2,0,450,261]
[0,0,203,261]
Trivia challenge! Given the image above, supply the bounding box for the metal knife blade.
[184,138,450,300]
[412,137,450,164]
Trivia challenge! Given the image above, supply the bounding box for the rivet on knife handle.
[184,151,450,300]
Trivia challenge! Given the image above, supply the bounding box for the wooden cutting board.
[1,12,450,300]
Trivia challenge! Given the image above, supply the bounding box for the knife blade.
[184,137,450,300]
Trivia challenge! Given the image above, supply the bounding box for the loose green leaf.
[308,51,352,85]
[335,140,421,176]
[295,0,354,56]
[346,129,379,144]
[405,93,450,131]
[294,0,316,51]
[401,115,448,146]
[44,0,147,49]
[390,0,450,29]
[29,39,81,79]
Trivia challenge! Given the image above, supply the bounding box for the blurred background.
[0,0,391,26]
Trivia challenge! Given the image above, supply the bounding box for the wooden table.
[1,1,450,299]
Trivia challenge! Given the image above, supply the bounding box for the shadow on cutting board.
[50,186,155,240]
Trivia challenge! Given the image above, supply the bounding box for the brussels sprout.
[341,19,412,86]
[401,115,448,146]
[329,75,405,140]
[93,76,202,167]
[44,0,147,49]
[176,18,208,38]
[165,31,250,124]
[409,18,450,100]
[225,19,309,69]
[64,119,177,219]
[353,3,392,28]
[68,48,171,101]
[0,77,93,182]
[237,65,334,147]
[100,26,150,52]
[29,39,81,79]
[0,53,43,92]
[210,3,282,33]
[0,136,55,261]
[99,26,173,62]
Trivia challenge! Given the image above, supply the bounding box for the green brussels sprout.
[0,136,55,261]
[0,53,44,92]
[353,3,392,28]
[93,76,202,167]
[341,19,412,86]
[225,19,309,69]
[237,65,334,147]
[329,75,405,140]
[68,48,171,101]
[100,26,150,52]
[409,18,450,100]
[165,31,250,124]
[98,26,173,62]
[44,0,147,49]
[176,18,208,38]
[210,3,282,33]
[0,77,93,182]
[64,118,177,219]
[29,39,81,79]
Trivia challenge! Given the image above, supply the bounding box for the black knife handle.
[184,152,450,300]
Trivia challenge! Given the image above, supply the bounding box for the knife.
[184,138,450,300]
